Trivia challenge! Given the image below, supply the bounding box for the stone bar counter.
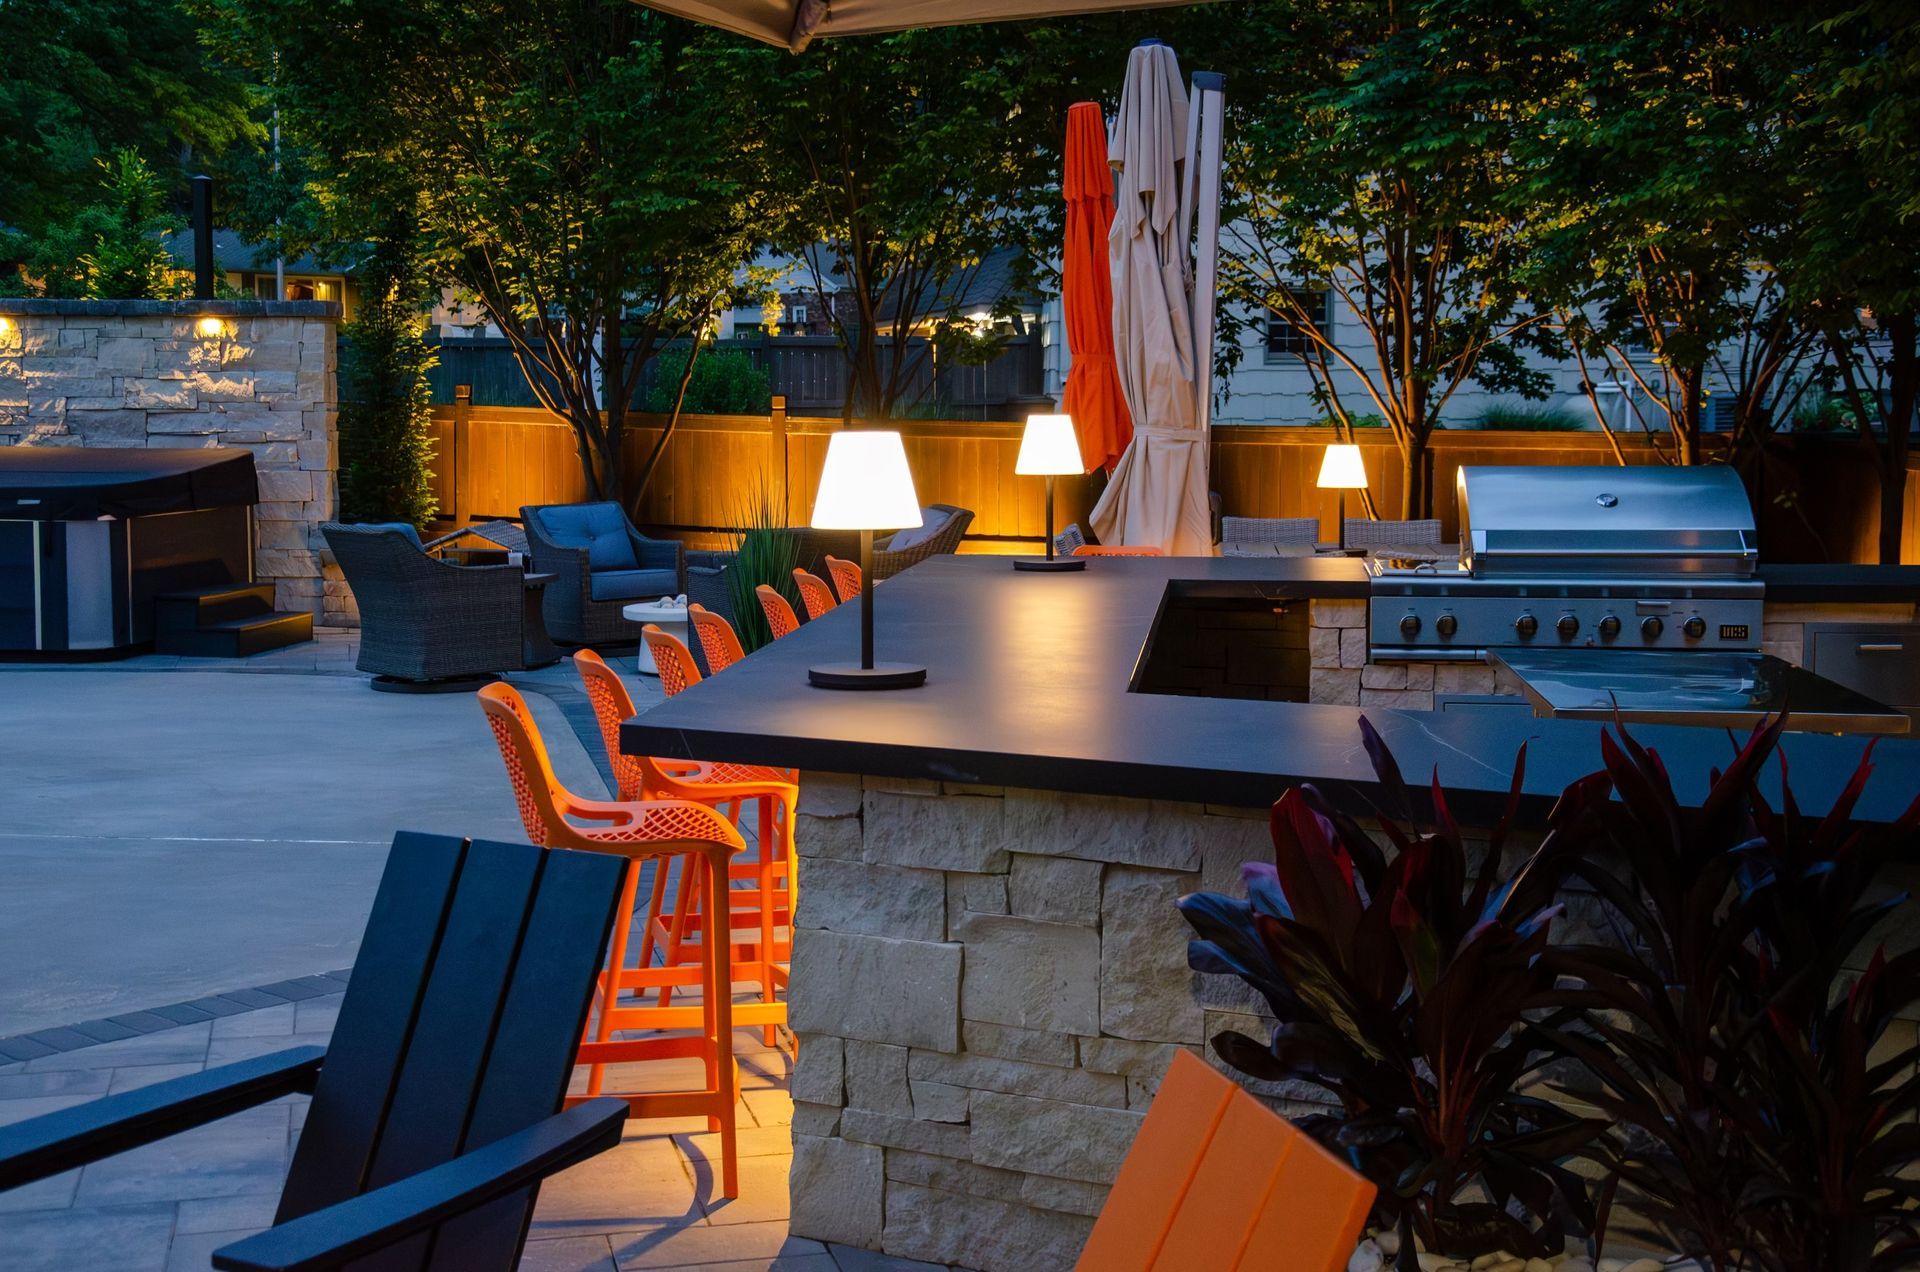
[622,554,1920,1271]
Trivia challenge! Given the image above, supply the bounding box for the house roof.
[874,246,1041,326]
[159,230,362,278]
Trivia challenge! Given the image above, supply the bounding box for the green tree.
[0,0,256,233]
[209,0,779,503]
[645,344,770,416]
[338,234,439,527]
[1216,1,1556,518]
[21,149,192,298]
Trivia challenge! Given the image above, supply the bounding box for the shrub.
[1179,718,1608,1261]
[1471,401,1585,431]
[22,150,190,299]
[646,345,770,416]
[338,240,438,527]
[723,482,800,652]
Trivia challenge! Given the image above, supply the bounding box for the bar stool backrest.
[573,649,646,801]
[688,604,745,673]
[477,682,571,845]
[823,555,863,602]
[793,569,838,619]
[757,586,801,640]
[642,624,703,697]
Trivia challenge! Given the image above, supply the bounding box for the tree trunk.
[1403,429,1429,520]
[1880,312,1916,565]
[1678,367,1703,466]
[599,306,626,502]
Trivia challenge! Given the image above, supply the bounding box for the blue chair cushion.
[538,503,638,571]
[589,567,680,603]
[363,522,423,550]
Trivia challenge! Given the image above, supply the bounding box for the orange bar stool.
[583,638,798,1048]
[476,681,746,1197]
[688,603,745,673]
[1075,544,1164,557]
[793,568,838,619]
[823,554,863,602]
[757,585,800,640]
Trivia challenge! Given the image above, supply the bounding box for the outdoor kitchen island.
[620,553,1920,1272]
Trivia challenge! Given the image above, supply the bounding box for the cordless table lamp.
[1318,443,1369,556]
[1013,413,1086,571]
[807,430,927,690]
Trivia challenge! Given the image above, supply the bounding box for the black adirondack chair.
[0,832,633,1272]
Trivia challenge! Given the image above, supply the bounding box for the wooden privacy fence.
[424,396,1920,563]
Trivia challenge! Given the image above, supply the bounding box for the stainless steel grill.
[1368,465,1766,661]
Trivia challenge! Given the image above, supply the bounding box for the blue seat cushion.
[589,567,680,603]
[538,503,638,571]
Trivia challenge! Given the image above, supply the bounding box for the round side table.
[623,598,690,676]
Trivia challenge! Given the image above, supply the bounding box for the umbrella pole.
[1190,71,1226,442]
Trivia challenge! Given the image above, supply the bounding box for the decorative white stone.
[968,1091,1144,1185]
[789,1134,883,1248]
[951,912,1100,1036]
[1008,854,1102,926]
[789,929,961,1052]
[795,857,946,942]
[882,1183,1094,1272]
[843,1040,912,1116]
[863,789,1011,872]
[1349,1239,1385,1272]
[1100,867,1205,1043]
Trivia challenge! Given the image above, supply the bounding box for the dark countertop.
[1758,564,1920,604]
[622,554,1920,825]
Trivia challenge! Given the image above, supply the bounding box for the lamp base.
[808,661,928,690]
[1012,556,1087,572]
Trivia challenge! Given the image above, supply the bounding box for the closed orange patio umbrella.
[1061,100,1133,475]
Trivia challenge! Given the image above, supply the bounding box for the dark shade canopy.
[632,0,1216,50]
[0,448,259,520]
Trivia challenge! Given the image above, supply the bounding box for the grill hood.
[1457,465,1758,578]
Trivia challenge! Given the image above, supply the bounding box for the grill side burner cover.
[1458,464,1758,577]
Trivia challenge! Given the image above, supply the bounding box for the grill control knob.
[1435,613,1458,638]
[1598,614,1622,639]
[1683,616,1707,640]
[1514,613,1538,639]
[1556,613,1580,639]
[1399,614,1422,639]
[1641,616,1664,639]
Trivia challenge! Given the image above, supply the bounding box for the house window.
[252,276,337,303]
[1264,290,1330,359]
[790,304,808,327]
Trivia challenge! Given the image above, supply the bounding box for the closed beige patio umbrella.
[632,0,1214,50]
[1088,40,1215,556]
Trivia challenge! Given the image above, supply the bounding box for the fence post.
[770,394,789,523]
[452,383,471,525]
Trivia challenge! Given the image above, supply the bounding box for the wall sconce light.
[807,429,927,690]
[0,316,15,337]
[195,317,229,339]
[1317,443,1369,555]
[1013,413,1086,572]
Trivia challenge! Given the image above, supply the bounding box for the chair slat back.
[756,585,800,640]
[1075,1050,1373,1272]
[277,834,625,1272]
[688,604,745,673]
[573,650,645,800]
[792,569,838,619]
[823,555,863,602]
[641,624,702,697]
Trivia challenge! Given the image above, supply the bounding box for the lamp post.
[1013,413,1086,572]
[806,430,927,690]
[1317,443,1369,555]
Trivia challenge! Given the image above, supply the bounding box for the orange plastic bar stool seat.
[793,568,838,619]
[1074,544,1164,557]
[823,554,863,602]
[1076,1050,1375,1271]
[475,681,747,1197]
[688,603,745,673]
[577,644,797,1048]
[757,585,801,640]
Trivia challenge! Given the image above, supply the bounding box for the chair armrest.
[627,530,684,575]
[0,1046,324,1191]
[210,1098,628,1272]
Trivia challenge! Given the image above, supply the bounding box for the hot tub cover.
[0,448,258,520]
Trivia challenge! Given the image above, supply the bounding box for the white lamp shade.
[1015,413,1083,476]
[811,430,924,531]
[1316,443,1368,490]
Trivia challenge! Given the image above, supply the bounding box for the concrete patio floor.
[0,635,941,1270]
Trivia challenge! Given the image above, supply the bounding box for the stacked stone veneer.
[0,299,342,621]
[787,773,1326,1271]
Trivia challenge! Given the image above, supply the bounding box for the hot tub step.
[154,583,278,630]
[157,610,314,658]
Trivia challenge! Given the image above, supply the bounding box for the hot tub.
[0,448,258,655]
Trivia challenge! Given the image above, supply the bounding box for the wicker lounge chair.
[1344,517,1443,555]
[1221,516,1319,557]
[324,522,532,691]
[522,503,685,644]
[792,503,973,581]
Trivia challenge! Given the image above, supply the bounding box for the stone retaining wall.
[786,773,1321,1271]
[0,299,342,621]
